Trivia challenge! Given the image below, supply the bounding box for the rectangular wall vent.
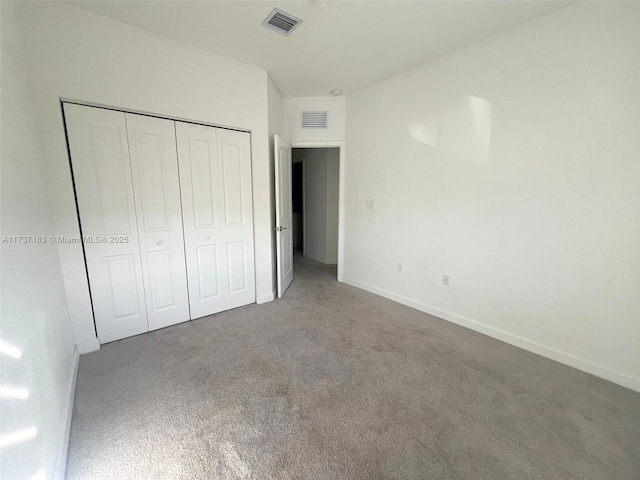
[261,8,303,36]
[301,111,329,129]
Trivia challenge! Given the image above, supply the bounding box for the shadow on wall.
[408,95,493,167]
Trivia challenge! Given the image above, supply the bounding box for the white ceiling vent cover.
[301,111,328,129]
[261,8,303,36]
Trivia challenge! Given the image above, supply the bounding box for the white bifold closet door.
[176,122,255,319]
[65,104,149,342]
[125,113,190,331]
[65,104,255,343]
[65,104,190,343]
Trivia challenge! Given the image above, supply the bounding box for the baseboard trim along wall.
[52,346,80,480]
[76,339,100,354]
[303,252,327,264]
[257,291,275,305]
[342,277,640,393]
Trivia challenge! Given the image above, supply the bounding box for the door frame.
[290,141,345,282]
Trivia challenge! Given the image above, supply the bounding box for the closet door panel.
[176,122,226,319]
[227,241,248,293]
[126,113,190,330]
[64,103,148,343]
[105,254,143,318]
[218,129,256,309]
[221,142,245,226]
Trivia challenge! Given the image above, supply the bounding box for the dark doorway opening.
[292,160,303,254]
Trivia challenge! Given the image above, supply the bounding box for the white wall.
[14,2,275,346]
[344,2,640,389]
[283,97,346,143]
[326,149,340,264]
[303,149,328,263]
[0,3,77,478]
[266,75,285,302]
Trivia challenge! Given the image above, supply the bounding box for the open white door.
[274,135,293,297]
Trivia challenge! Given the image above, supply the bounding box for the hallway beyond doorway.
[292,147,339,266]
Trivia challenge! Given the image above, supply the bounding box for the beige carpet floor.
[66,256,640,479]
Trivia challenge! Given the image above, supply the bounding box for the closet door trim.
[61,99,250,134]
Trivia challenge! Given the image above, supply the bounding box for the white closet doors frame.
[125,113,191,331]
[63,100,257,342]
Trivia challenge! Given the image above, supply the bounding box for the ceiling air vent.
[261,8,303,36]
[301,111,328,129]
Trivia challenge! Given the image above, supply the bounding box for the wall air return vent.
[261,8,303,36]
[301,111,329,129]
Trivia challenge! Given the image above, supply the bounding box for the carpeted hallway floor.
[66,256,640,480]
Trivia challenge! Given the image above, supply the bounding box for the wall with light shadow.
[1,3,76,479]
[344,2,640,387]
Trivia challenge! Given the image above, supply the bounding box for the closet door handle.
[205,236,211,241]
[157,240,163,246]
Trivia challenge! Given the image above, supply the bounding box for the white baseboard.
[52,345,80,480]
[257,292,275,304]
[342,276,640,393]
[76,338,100,354]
